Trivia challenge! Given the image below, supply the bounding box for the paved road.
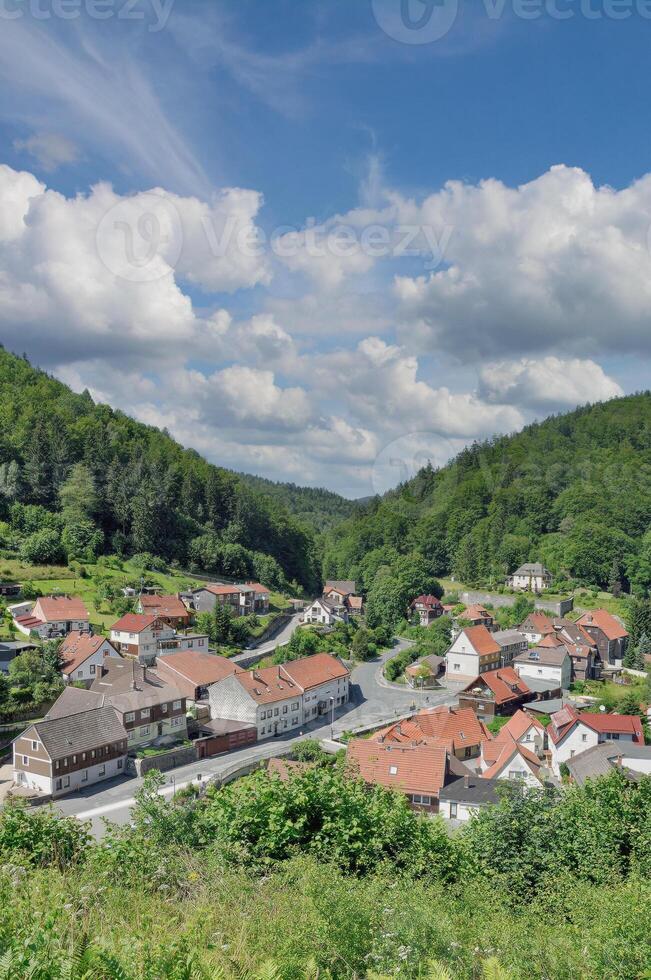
[232,611,303,664]
[54,637,456,836]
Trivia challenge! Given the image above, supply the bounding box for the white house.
[438,774,502,822]
[59,632,120,686]
[546,705,644,777]
[507,563,552,593]
[13,596,90,639]
[512,645,571,689]
[497,709,546,756]
[208,653,350,739]
[480,739,543,787]
[109,613,208,666]
[518,612,555,644]
[445,625,501,681]
[302,598,348,627]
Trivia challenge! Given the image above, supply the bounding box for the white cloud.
[479,356,623,410]
[13,132,80,172]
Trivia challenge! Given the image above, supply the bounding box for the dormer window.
[389,765,398,775]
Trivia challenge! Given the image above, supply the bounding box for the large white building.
[507,563,552,593]
[547,705,644,777]
[208,653,350,739]
[445,626,501,681]
[512,645,571,689]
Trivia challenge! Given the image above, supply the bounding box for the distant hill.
[239,473,360,532]
[323,393,651,595]
[0,348,320,591]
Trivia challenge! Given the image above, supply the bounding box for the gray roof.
[47,659,184,719]
[0,640,36,654]
[566,741,651,786]
[517,675,562,694]
[324,580,356,594]
[512,563,550,576]
[439,774,503,806]
[525,696,573,714]
[31,706,126,760]
[492,629,527,647]
[46,686,104,719]
[513,647,569,667]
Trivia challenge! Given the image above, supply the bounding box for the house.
[188,583,270,617]
[12,706,128,797]
[576,609,629,665]
[14,596,90,639]
[109,613,209,665]
[492,629,528,664]
[137,594,191,628]
[519,611,555,644]
[495,708,546,755]
[0,639,37,674]
[379,705,492,761]
[479,738,544,787]
[347,735,473,813]
[445,625,501,681]
[564,741,651,785]
[507,563,552,593]
[439,773,503,822]
[59,632,120,686]
[458,667,532,721]
[323,579,356,599]
[546,704,644,777]
[302,597,348,626]
[0,582,20,597]
[404,654,445,689]
[410,595,443,626]
[512,644,572,689]
[460,604,494,628]
[193,718,258,758]
[155,650,240,703]
[322,581,363,616]
[207,652,350,739]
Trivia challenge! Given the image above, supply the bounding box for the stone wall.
[128,744,197,777]
[460,590,573,617]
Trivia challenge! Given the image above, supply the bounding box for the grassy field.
[438,577,629,620]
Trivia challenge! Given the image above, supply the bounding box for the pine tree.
[213,603,232,644]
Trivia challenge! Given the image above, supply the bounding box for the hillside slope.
[324,393,651,594]
[239,473,360,532]
[0,348,320,591]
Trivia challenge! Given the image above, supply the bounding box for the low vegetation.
[0,766,650,976]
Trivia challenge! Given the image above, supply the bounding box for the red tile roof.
[245,582,270,594]
[463,625,501,657]
[373,719,427,744]
[156,651,240,686]
[348,596,364,611]
[203,584,242,596]
[281,653,349,690]
[576,609,629,641]
[498,709,545,742]
[547,705,644,745]
[110,613,159,634]
[235,665,302,704]
[413,705,492,752]
[59,632,115,673]
[482,739,542,780]
[34,596,89,622]
[520,612,555,634]
[411,594,443,609]
[462,667,531,705]
[464,604,492,621]
[139,595,189,618]
[347,737,450,797]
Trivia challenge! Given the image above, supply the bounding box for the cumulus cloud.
[479,356,623,410]
[393,165,651,358]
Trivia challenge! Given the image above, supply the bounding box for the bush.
[19,529,64,565]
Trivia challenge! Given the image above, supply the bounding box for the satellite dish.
[599,704,606,712]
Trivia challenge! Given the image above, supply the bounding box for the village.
[4,561,650,827]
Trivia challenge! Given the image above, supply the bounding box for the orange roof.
[156,651,239,686]
[281,652,349,690]
[414,705,492,752]
[35,596,89,622]
[498,709,544,742]
[59,632,115,673]
[347,737,450,797]
[521,612,555,634]
[372,718,427,744]
[576,609,628,641]
[547,705,644,745]
[245,582,270,594]
[463,667,530,706]
[482,740,542,780]
[110,613,159,634]
[203,584,242,596]
[267,758,309,780]
[139,595,189,618]
[235,665,302,704]
[463,625,501,657]
[464,604,492,621]
[348,596,364,610]
[538,634,564,648]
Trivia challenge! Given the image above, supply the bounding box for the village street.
[53,639,457,837]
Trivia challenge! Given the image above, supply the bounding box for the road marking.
[72,778,197,820]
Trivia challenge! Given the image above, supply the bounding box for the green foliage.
[324,393,651,591]
[365,553,443,631]
[0,349,320,590]
[0,797,90,869]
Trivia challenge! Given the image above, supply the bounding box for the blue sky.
[1,0,650,496]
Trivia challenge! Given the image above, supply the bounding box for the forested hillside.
[239,473,359,531]
[0,349,320,591]
[324,393,651,596]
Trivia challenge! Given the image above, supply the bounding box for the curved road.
[54,637,456,836]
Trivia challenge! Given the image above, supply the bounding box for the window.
[55,761,60,770]
[117,759,123,769]
[63,776,70,788]
[389,765,398,775]
[140,708,151,720]
[31,740,38,751]
[292,717,298,725]
[82,753,86,761]
[449,803,458,818]
[161,703,168,713]
[581,733,588,742]
[453,663,460,671]
[282,705,288,714]
[81,770,88,782]
[98,765,105,776]
[173,700,182,710]
[72,755,77,764]
[77,670,83,678]
[274,708,279,717]
[464,748,472,758]
[22,755,28,765]
[292,702,299,710]
[140,726,150,736]
[260,710,266,720]
[91,750,95,759]
[90,664,96,675]
[125,712,135,723]
[55,779,62,791]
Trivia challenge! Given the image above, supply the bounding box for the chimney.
[616,754,623,767]
[463,774,470,788]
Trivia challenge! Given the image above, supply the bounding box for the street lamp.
[329,696,335,739]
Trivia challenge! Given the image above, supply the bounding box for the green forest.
[239,474,360,533]
[0,348,321,593]
[323,392,651,598]
[0,762,650,977]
